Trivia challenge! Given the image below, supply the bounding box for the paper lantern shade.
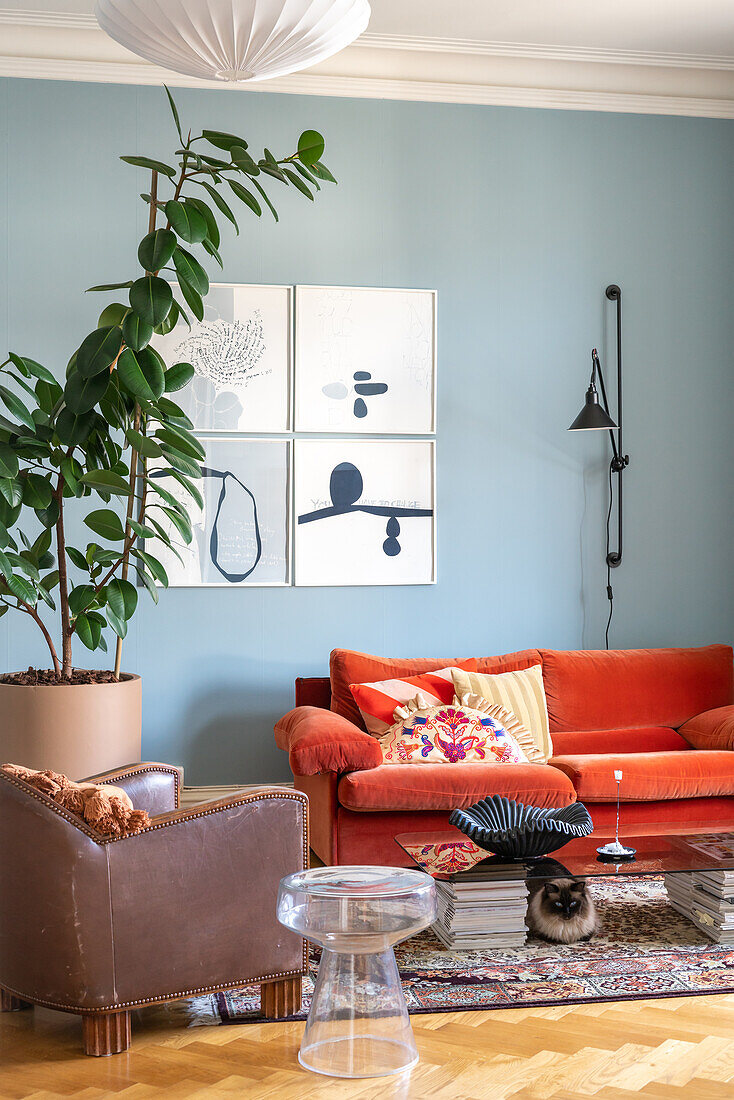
[95,0,371,83]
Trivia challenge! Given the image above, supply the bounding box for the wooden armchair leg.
[260,975,302,1019]
[82,1011,132,1056]
[0,988,33,1011]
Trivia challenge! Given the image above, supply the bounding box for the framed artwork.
[149,437,291,587]
[294,439,436,586]
[153,283,292,432]
[294,285,436,434]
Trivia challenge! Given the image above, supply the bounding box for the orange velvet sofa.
[274,645,734,866]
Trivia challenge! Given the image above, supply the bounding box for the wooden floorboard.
[1,993,733,1099]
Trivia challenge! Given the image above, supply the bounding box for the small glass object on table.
[277,865,436,1079]
[596,770,637,861]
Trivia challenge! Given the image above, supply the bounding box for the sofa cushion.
[337,762,575,812]
[349,662,476,736]
[541,646,733,734]
[330,649,541,729]
[550,751,734,802]
[551,727,692,755]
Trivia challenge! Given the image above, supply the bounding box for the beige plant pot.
[0,674,142,780]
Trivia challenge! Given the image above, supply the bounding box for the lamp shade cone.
[95,0,371,83]
[568,388,618,431]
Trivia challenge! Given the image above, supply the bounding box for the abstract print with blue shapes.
[380,704,529,765]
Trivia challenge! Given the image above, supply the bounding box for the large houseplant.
[0,87,335,775]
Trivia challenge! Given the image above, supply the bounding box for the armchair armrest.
[106,788,308,1004]
[84,762,182,816]
[679,706,734,751]
[275,706,382,776]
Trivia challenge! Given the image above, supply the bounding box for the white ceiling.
[2,1,734,115]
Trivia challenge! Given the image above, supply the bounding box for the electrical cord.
[605,459,614,649]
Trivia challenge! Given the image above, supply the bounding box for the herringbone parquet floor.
[2,993,734,1099]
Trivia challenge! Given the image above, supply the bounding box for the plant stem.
[113,167,160,679]
[55,472,72,678]
[20,603,61,676]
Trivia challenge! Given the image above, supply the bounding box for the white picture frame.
[153,283,292,433]
[294,438,436,587]
[149,436,292,587]
[294,285,436,434]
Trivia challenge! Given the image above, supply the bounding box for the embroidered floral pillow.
[380,695,529,765]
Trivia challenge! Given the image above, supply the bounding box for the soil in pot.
[0,668,128,686]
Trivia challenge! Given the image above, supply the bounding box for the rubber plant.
[0,87,334,683]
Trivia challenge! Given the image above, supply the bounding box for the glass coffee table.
[396,830,734,950]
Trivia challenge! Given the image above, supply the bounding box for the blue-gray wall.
[1,78,733,782]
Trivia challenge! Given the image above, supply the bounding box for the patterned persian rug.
[213,877,734,1022]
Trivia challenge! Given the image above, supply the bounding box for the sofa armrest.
[84,762,182,815]
[679,706,734,751]
[275,706,383,776]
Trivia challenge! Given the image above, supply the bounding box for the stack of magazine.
[433,866,528,949]
[665,869,734,944]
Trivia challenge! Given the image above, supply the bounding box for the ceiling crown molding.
[1,8,734,117]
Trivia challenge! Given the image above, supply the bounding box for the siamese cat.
[527,878,599,944]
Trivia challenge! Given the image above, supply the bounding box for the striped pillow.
[450,664,552,762]
[350,665,472,737]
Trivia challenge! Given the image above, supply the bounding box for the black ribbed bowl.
[449,796,593,861]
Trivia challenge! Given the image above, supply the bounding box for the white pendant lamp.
[95,0,371,83]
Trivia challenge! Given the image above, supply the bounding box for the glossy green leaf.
[227,178,262,217]
[120,155,176,177]
[66,546,89,571]
[128,518,156,539]
[106,576,138,621]
[76,326,122,378]
[106,604,127,639]
[21,473,53,509]
[0,443,18,479]
[177,277,204,322]
[97,303,128,329]
[125,427,163,458]
[297,129,325,166]
[117,347,165,402]
[153,299,182,336]
[202,130,247,152]
[74,611,102,650]
[122,311,153,352]
[84,509,126,542]
[201,239,223,269]
[0,546,11,577]
[164,362,195,393]
[9,355,56,385]
[64,368,109,415]
[0,385,34,429]
[165,200,207,244]
[155,426,205,460]
[68,584,95,615]
[172,247,209,297]
[55,407,96,446]
[134,562,159,604]
[134,548,169,587]
[164,85,183,144]
[251,179,279,223]
[87,281,134,293]
[184,196,220,249]
[311,160,337,184]
[138,228,177,273]
[129,277,173,327]
[159,504,192,544]
[294,161,320,190]
[80,469,130,496]
[283,167,313,199]
[0,478,21,508]
[197,180,239,234]
[5,573,36,605]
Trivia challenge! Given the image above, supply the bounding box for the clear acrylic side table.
[277,865,436,1078]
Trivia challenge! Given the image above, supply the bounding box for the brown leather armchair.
[0,762,308,1055]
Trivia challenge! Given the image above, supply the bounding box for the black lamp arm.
[590,351,621,467]
[602,285,629,568]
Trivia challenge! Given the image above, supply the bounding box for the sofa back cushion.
[330,649,541,729]
[541,645,734,734]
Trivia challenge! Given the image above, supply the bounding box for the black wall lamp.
[568,284,629,646]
